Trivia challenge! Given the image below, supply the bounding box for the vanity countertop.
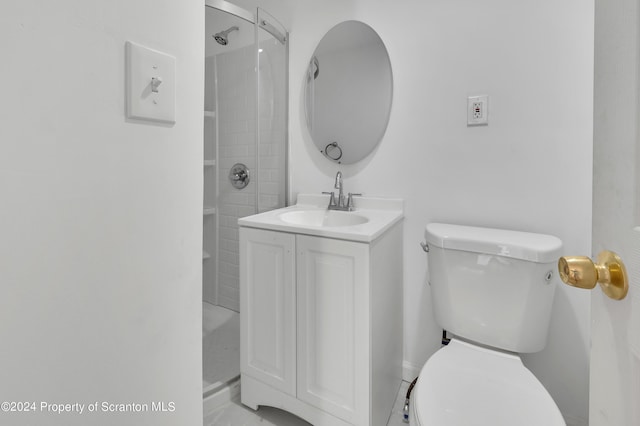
[238,194,404,243]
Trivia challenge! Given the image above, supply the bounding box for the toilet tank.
[425,223,563,353]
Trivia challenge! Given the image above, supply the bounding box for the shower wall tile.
[216,44,256,313]
[212,38,287,311]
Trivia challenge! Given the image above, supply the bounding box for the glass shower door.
[256,8,288,213]
[203,3,255,395]
[214,12,257,312]
[203,1,288,399]
[215,8,288,313]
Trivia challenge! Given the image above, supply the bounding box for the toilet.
[410,223,566,426]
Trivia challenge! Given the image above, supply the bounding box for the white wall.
[0,2,203,425]
[286,1,593,425]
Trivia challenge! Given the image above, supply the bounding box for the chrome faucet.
[322,171,361,211]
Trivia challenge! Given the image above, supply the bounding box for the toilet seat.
[410,338,566,426]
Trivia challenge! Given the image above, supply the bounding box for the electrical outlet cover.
[126,41,176,124]
[467,95,488,126]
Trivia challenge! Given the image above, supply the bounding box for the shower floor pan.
[203,302,239,397]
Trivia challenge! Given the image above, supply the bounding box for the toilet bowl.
[411,223,566,425]
[409,338,565,425]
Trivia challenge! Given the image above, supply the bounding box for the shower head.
[213,26,239,46]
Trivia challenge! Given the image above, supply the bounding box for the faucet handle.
[346,193,362,210]
[322,191,337,207]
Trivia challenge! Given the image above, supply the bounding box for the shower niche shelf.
[204,110,215,118]
[204,159,216,167]
[204,207,216,216]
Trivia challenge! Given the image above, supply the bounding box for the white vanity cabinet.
[295,234,371,425]
[239,228,296,396]
[239,208,403,426]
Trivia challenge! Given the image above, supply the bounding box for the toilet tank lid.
[425,223,563,263]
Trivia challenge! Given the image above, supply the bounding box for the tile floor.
[204,380,410,426]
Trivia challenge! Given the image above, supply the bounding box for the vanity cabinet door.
[296,235,370,425]
[240,228,296,396]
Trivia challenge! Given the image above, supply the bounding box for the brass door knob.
[558,250,628,300]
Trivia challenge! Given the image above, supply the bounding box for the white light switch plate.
[126,41,176,124]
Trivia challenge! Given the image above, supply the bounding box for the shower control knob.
[229,163,250,189]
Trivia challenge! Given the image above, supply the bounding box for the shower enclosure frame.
[206,0,254,24]
[203,0,289,399]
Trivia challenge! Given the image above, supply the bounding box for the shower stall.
[203,0,288,399]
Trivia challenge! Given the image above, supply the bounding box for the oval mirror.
[304,21,393,164]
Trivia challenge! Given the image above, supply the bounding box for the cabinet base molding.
[241,374,352,426]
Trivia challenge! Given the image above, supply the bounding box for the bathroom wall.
[0,1,203,425]
[284,0,593,425]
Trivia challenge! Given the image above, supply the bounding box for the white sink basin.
[279,210,369,227]
[238,194,403,242]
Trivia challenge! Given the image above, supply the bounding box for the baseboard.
[562,414,587,426]
[402,360,421,382]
